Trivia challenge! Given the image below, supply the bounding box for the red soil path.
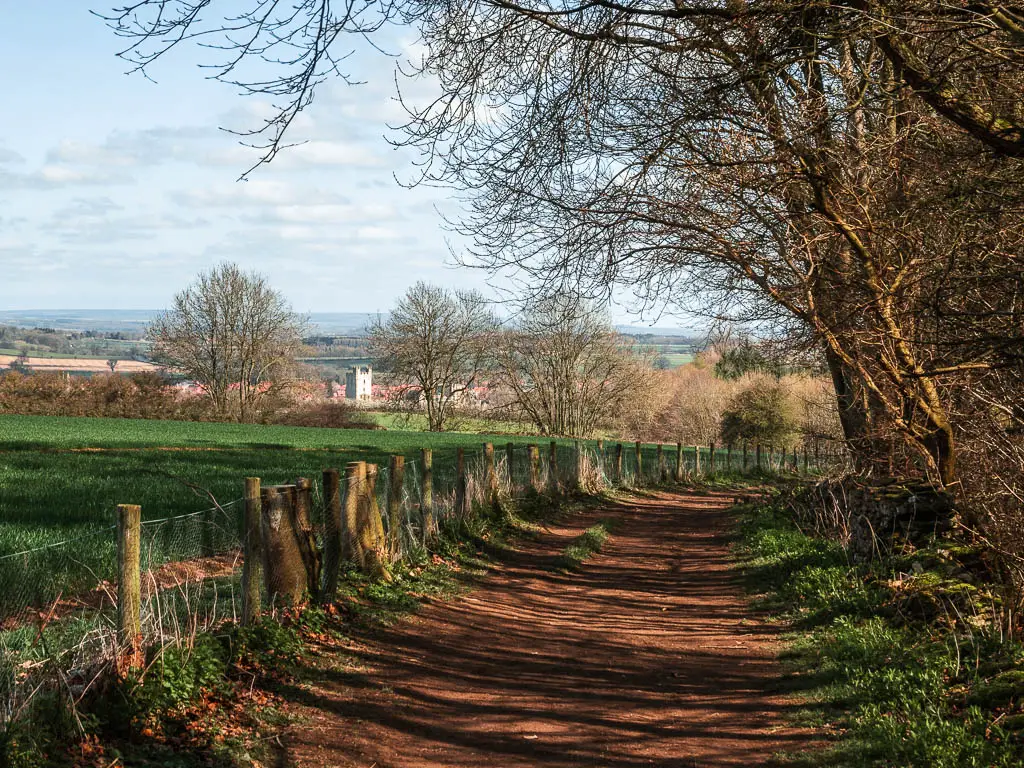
[279,491,812,767]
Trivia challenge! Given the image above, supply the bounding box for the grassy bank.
[739,495,1024,767]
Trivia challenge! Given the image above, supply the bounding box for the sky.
[0,3,497,316]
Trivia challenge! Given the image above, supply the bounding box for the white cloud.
[278,139,385,168]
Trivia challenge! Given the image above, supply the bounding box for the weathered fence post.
[388,455,405,556]
[343,462,365,565]
[756,442,762,470]
[675,442,684,482]
[117,503,142,662]
[243,478,262,622]
[506,442,516,491]
[527,444,540,491]
[726,444,733,473]
[260,486,307,607]
[792,445,799,474]
[802,443,809,475]
[421,448,433,543]
[657,444,665,482]
[615,443,624,484]
[635,441,643,482]
[456,448,469,516]
[360,464,390,581]
[293,478,321,601]
[693,445,701,475]
[549,441,559,493]
[709,442,716,475]
[574,440,583,490]
[743,441,749,472]
[321,469,342,603]
[484,442,499,509]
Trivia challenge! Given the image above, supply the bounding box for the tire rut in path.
[282,491,810,767]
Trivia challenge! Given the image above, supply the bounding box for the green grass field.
[0,414,574,618]
[0,413,809,618]
[0,414,556,542]
[0,415,801,547]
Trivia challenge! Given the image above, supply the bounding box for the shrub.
[720,376,799,445]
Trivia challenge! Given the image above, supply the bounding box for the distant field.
[661,353,695,367]
[0,355,158,372]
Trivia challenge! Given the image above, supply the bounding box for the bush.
[268,401,378,429]
[720,376,799,445]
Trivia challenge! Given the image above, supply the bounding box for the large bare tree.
[102,1,1024,577]
[368,282,493,432]
[150,262,306,421]
[492,297,651,438]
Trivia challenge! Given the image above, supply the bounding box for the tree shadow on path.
[280,490,814,768]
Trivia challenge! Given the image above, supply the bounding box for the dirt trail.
[281,491,811,767]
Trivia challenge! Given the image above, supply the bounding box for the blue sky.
[0,4,491,315]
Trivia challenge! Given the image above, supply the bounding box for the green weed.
[560,519,616,570]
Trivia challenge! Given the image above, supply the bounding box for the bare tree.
[149,262,306,422]
[368,282,493,432]
[492,297,651,438]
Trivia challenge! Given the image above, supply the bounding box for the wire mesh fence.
[0,436,845,727]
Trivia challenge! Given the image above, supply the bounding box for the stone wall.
[794,479,955,561]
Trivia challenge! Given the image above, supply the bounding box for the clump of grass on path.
[560,519,616,570]
[739,497,1024,768]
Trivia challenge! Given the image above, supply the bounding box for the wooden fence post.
[321,469,341,603]
[343,462,366,566]
[675,442,683,482]
[549,441,559,493]
[635,441,643,481]
[506,442,516,490]
[243,478,262,622]
[260,486,307,607]
[693,445,701,475]
[756,442,762,470]
[421,449,434,544]
[388,455,405,556]
[802,443,809,475]
[657,443,665,482]
[456,448,469,516]
[117,504,142,661]
[615,443,624,484]
[792,445,799,474]
[484,442,499,509]
[359,464,390,581]
[743,441,749,472]
[293,478,321,601]
[574,440,583,490]
[709,442,716,474]
[726,444,733,473]
[527,444,540,491]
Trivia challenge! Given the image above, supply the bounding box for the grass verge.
[738,494,1024,767]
